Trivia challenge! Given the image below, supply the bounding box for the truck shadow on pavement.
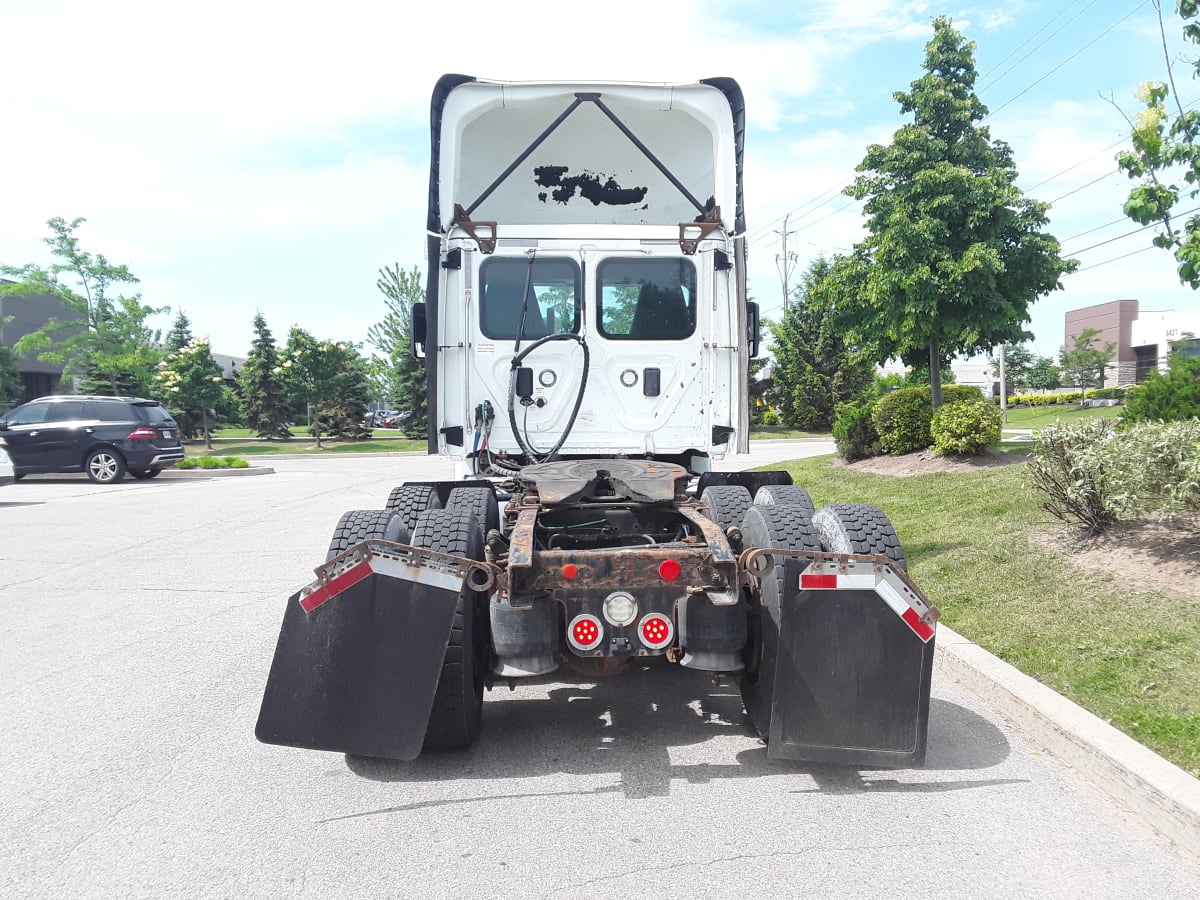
[341,663,1022,807]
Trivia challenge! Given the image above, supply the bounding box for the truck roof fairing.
[427,75,745,236]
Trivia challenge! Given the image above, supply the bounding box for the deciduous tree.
[0,217,165,395]
[278,328,369,448]
[1117,1,1200,286]
[154,338,228,448]
[1059,328,1116,391]
[837,18,1076,409]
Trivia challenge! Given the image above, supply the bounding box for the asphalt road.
[2,445,1198,899]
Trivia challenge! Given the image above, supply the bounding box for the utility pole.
[775,214,797,310]
[998,343,1008,425]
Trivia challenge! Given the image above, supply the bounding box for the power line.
[1047,168,1121,203]
[984,1,1151,120]
[1073,244,1157,272]
[977,0,1102,92]
[1063,203,1200,254]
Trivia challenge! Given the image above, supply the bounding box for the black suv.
[0,396,185,483]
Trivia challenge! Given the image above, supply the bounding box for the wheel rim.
[89,453,119,481]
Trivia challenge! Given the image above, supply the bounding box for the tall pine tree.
[368,264,428,437]
[238,313,292,439]
[768,257,874,431]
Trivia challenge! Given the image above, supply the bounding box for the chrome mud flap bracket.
[742,549,940,768]
[255,542,497,761]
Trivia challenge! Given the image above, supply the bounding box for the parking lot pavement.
[2,454,1198,899]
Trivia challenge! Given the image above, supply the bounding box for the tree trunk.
[314,413,323,449]
[928,339,943,410]
[203,407,212,450]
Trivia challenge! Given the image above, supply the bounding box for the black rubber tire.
[385,484,442,533]
[410,507,487,752]
[326,508,397,561]
[701,484,753,529]
[811,503,907,571]
[129,466,162,480]
[84,447,126,484]
[446,485,500,534]
[753,484,815,519]
[739,504,822,743]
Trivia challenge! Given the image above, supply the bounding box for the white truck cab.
[417,76,757,476]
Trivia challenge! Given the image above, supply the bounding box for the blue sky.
[0,0,1194,364]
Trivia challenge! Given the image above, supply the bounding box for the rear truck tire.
[811,503,906,571]
[129,466,162,479]
[701,484,753,530]
[326,509,398,561]
[410,507,488,752]
[753,484,815,519]
[739,504,822,743]
[385,484,442,534]
[446,484,500,534]
[85,447,126,484]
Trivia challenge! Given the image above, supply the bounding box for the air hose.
[507,333,590,464]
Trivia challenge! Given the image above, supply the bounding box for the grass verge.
[768,453,1200,776]
[749,426,826,440]
[186,438,426,456]
[1002,404,1122,428]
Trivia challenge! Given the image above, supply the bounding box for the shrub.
[1028,419,1123,534]
[1028,418,1200,533]
[1092,387,1126,401]
[1115,419,1200,515]
[1123,353,1200,423]
[872,387,932,454]
[760,408,781,427]
[176,456,248,470]
[931,401,1002,455]
[872,384,984,455]
[833,399,880,461]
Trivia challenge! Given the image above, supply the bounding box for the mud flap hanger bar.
[739,548,942,643]
[297,540,500,614]
[455,92,715,254]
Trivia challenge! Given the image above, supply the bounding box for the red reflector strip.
[299,561,372,613]
[800,573,838,589]
[901,607,935,642]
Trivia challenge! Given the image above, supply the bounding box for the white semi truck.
[256,76,938,766]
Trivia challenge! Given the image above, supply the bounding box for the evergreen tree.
[166,311,194,351]
[238,313,292,439]
[368,264,428,438]
[769,257,874,431]
[837,18,1076,409]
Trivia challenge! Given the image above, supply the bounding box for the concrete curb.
[162,466,274,477]
[936,625,1200,862]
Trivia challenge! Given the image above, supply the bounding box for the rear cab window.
[479,257,580,340]
[597,258,697,340]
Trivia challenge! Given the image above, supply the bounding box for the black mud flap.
[767,557,935,767]
[255,563,462,760]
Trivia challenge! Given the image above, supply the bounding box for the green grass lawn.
[1002,403,1123,428]
[766,452,1200,776]
[186,437,426,456]
[749,425,826,439]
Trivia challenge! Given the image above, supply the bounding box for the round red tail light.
[638,613,674,650]
[658,559,681,581]
[567,614,604,652]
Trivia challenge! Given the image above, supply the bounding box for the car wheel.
[129,466,162,480]
[85,448,127,484]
